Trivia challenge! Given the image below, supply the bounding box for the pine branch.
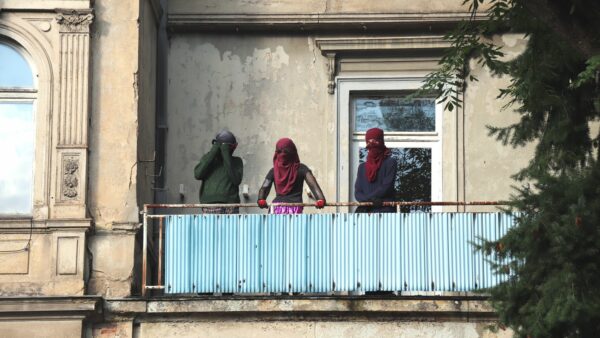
[521,0,599,59]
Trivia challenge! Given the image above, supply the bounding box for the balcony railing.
[141,202,513,296]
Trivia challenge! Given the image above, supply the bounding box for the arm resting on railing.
[257,177,273,207]
[305,171,326,202]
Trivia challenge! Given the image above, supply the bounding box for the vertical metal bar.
[142,205,148,297]
[158,217,163,288]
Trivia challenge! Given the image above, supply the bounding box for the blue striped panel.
[164,213,515,294]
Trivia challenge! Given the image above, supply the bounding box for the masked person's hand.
[219,142,230,152]
[315,199,326,209]
[370,198,383,208]
[257,199,268,209]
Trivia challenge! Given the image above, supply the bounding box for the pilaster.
[51,9,93,219]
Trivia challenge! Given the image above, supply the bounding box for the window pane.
[359,147,431,212]
[0,43,34,88]
[0,102,35,215]
[353,94,435,132]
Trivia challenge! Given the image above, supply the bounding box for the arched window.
[0,40,36,215]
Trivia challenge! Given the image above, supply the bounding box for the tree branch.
[521,0,599,59]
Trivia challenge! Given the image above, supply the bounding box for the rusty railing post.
[158,216,163,289]
[142,204,148,297]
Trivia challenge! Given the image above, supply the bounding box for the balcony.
[142,202,513,296]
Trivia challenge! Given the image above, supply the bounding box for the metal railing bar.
[144,201,507,209]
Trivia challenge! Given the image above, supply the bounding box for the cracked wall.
[87,0,156,297]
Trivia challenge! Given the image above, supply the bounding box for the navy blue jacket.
[354,156,397,213]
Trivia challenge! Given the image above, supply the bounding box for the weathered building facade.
[0,0,527,337]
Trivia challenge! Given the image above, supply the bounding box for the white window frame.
[336,76,443,212]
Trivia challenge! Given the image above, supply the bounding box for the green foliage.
[482,162,600,337]
[423,0,600,336]
[571,55,600,90]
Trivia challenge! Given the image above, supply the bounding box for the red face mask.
[273,138,300,195]
[364,128,390,182]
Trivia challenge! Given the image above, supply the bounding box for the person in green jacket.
[194,130,243,214]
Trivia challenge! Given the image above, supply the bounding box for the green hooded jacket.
[194,143,243,203]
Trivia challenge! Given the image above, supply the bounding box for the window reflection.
[353,94,435,132]
[0,43,34,88]
[359,147,432,212]
[0,102,34,215]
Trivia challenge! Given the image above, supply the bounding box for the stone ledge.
[167,12,485,32]
[0,1,91,11]
[0,219,92,232]
[105,295,497,320]
[104,299,147,314]
[0,296,102,316]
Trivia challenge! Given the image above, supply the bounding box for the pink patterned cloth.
[272,206,304,214]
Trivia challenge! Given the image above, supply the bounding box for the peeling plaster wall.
[463,34,534,211]
[166,35,333,208]
[89,0,140,227]
[0,319,83,338]
[140,321,512,338]
[87,0,142,296]
[166,33,533,211]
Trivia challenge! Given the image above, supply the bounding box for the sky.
[0,42,35,215]
[0,42,33,88]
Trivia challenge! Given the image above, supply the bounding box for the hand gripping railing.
[141,200,507,296]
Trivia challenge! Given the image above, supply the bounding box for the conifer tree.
[423,1,600,336]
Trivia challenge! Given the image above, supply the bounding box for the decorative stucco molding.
[315,36,450,53]
[54,9,92,147]
[62,155,79,200]
[315,36,450,94]
[24,19,53,34]
[324,53,336,95]
[55,9,93,33]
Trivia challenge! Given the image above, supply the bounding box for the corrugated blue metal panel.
[450,213,473,291]
[164,212,515,294]
[238,214,262,293]
[429,213,450,291]
[286,214,307,293]
[263,214,285,293]
[165,215,193,293]
[191,214,216,293]
[402,213,429,292]
[307,213,332,293]
[332,213,354,292]
[379,213,401,291]
[356,213,379,292]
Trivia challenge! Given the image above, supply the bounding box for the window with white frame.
[337,78,442,212]
[0,40,36,215]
